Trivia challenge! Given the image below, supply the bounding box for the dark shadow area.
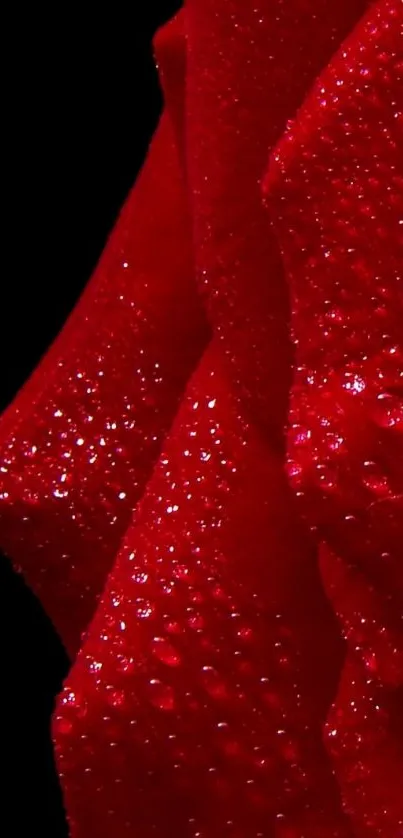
[2,3,181,411]
[1,552,70,835]
[1,3,181,834]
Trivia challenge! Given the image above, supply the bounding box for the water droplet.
[54,715,73,736]
[201,666,228,699]
[88,659,103,674]
[152,637,181,667]
[362,460,389,496]
[188,613,204,630]
[149,679,175,711]
[136,601,155,620]
[164,619,181,635]
[173,564,190,581]
[363,651,378,673]
[237,626,253,641]
[372,392,402,429]
[131,570,148,584]
[107,689,125,708]
[117,656,136,674]
[343,373,366,394]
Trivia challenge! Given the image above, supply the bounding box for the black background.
[2,3,180,834]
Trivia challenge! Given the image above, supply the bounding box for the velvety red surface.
[0,64,208,656]
[2,1,402,835]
